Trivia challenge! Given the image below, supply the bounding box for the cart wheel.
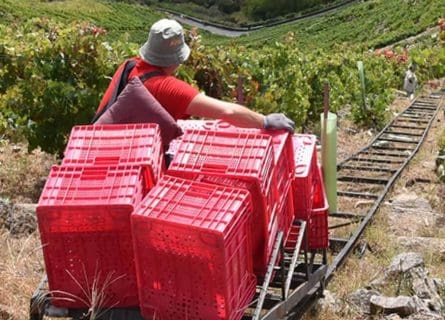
[29,276,49,320]
[29,292,47,320]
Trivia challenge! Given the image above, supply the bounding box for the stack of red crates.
[131,175,256,320]
[176,120,296,248]
[173,120,330,258]
[36,119,329,317]
[181,120,295,243]
[36,123,164,308]
[167,129,279,276]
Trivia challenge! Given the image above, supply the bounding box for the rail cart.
[30,88,444,320]
[30,219,327,320]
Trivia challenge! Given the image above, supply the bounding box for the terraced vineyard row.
[0,0,162,43]
[1,0,443,49]
[1,12,444,155]
[212,0,445,48]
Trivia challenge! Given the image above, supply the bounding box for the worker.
[403,63,417,100]
[95,19,295,135]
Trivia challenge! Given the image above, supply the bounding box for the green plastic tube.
[320,112,337,213]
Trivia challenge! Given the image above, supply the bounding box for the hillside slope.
[0,0,162,43]
[0,0,443,49]
[220,0,445,48]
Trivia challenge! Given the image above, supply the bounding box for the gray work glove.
[264,113,295,132]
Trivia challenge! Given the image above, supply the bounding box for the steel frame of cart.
[30,219,327,320]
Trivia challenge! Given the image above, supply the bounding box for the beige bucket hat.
[139,19,191,67]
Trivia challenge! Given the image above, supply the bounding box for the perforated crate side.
[292,177,314,220]
[133,214,256,320]
[292,134,317,178]
[62,123,163,187]
[37,165,144,308]
[38,206,138,308]
[308,165,329,250]
[292,134,318,220]
[167,170,277,277]
[169,130,275,189]
[167,129,277,225]
[38,165,144,207]
[131,176,256,320]
[166,120,216,157]
[219,124,295,208]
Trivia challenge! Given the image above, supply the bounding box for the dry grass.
[0,230,44,320]
[0,140,56,319]
[0,141,57,203]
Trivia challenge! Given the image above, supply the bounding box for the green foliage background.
[0,0,444,155]
[243,0,333,20]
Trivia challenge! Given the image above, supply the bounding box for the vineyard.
[1,0,444,155]
[0,0,162,43]
[151,0,346,28]
[0,0,444,159]
[216,0,445,48]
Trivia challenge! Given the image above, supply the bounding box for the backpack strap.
[92,61,163,124]
[139,70,163,82]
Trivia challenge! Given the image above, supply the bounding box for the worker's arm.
[186,93,295,132]
[186,93,265,128]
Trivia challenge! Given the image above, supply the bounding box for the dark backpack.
[92,59,163,123]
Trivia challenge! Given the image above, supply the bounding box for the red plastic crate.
[308,165,329,250]
[166,120,216,157]
[167,129,278,276]
[292,134,318,220]
[176,120,294,201]
[37,165,144,308]
[131,175,256,320]
[173,121,295,216]
[62,124,164,192]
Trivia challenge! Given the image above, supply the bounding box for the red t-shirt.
[97,57,199,120]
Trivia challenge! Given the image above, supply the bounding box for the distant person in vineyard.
[403,63,417,100]
[94,19,295,140]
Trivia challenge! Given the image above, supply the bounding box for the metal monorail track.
[30,87,444,320]
[288,87,444,319]
[328,89,444,281]
[241,86,445,320]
